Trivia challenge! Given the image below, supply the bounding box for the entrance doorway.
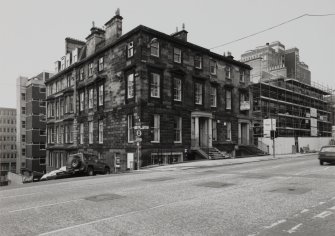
[191,112,213,149]
[239,122,250,145]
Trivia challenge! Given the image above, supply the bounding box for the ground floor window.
[151,152,182,165]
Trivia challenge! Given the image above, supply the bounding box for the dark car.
[319,145,335,165]
[67,153,111,176]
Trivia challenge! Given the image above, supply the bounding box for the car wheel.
[105,167,110,175]
[87,167,94,176]
[71,157,81,168]
[320,160,324,165]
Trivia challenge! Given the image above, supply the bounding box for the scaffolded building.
[252,77,333,138]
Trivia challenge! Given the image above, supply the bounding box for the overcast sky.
[0,0,334,108]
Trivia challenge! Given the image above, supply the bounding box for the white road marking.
[150,204,165,209]
[9,199,84,213]
[324,167,330,170]
[287,223,303,234]
[263,219,286,229]
[300,209,309,213]
[328,206,335,210]
[314,211,333,219]
[319,202,326,205]
[0,192,39,199]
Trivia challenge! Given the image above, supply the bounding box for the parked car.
[319,145,335,165]
[66,153,111,176]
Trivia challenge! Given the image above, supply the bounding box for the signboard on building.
[311,127,318,137]
[240,101,250,111]
[263,119,276,137]
[310,108,317,118]
[310,118,317,128]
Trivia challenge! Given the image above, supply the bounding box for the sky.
[0,0,334,108]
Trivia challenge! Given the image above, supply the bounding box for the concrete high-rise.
[16,72,51,174]
[0,107,17,173]
[241,41,311,84]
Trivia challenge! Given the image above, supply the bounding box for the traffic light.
[270,130,278,139]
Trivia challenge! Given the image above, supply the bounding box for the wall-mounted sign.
[311,127,317,137]
[310,118,317,128]
[263,119,276,137]
[310,108,317,118]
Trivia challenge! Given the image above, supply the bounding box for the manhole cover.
[269,187,310,195]
[196,170,219,175]
[241,173,271,179]
[143,177,174,182]
[85,193,124,202]
[302,174,335,179]
[197,182,234,188]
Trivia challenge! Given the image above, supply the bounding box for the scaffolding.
[252,77,333,138]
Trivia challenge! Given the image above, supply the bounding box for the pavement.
[148,152,317,171]
[2,152,334,235]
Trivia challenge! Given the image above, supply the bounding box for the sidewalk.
[150,152,317,171]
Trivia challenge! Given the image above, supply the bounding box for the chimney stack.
[104,8,123,44]
[171,23,188,41]
[226,51,234,60]
[86,21,105,56]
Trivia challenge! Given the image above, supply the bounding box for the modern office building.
[0,108,17,173]
[241,41,311,84]
[45,10,257,172]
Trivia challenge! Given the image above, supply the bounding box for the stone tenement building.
[45,11,253,172]
[0,108,17,173]
[17,72,51,174]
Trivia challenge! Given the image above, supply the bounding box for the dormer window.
[240,71,245,82]
[79,68,84,81]
[173,48,182,63]
[226,66,232,79]
[127,41,134,58]
[88,63,94,76]
[66,53,71,68]
[150,41,159,57]
[98,57,104,72]
[61,57,65,70]
[194,55,202,69]
[210,60,217,75]
[72,48,78,63]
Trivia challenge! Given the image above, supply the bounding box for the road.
[1,154,335,236]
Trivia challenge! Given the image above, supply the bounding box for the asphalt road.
[1,154,335,236]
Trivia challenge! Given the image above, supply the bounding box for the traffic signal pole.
[271,118,275,159]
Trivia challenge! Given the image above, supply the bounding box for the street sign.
[115,156,120,168]
[134,125,141,129]
[136,130,142,137]
[135,138,142,142]
[141,125,149,130]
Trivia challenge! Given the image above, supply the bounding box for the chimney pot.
[104,9,123,44]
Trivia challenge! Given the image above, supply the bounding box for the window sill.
[151,141,160,143]
[174,141,182,144]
